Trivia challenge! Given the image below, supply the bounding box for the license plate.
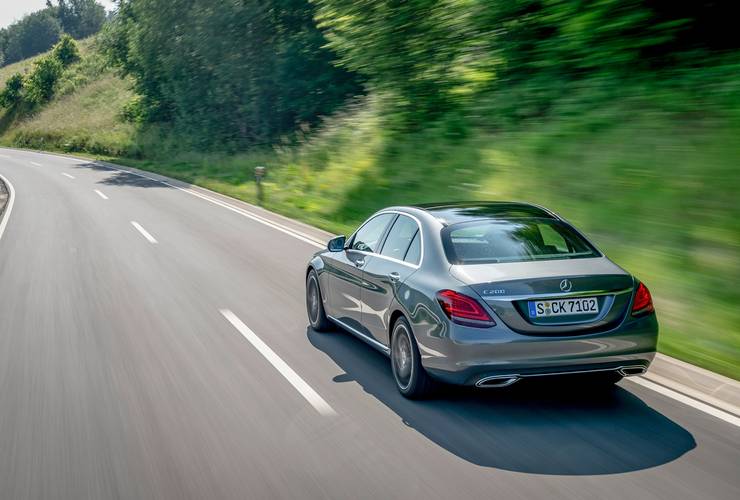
[528,297,599,318]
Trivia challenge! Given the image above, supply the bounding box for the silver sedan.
[306,202,658,398]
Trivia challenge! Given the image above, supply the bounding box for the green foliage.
[0,73,24,108]
[52,34,81,67]
[102,0,361,148]
[24,56,64,105]
[313,0,736,124]
[52,0,107,39]
[0,1,106,68]
[0,9,62,66]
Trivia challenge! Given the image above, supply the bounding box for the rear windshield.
[441,218,600,264]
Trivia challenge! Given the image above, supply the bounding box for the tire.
[390,316,436,399]
[306,269,332,332]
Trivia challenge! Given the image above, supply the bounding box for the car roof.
[410,201,557,225]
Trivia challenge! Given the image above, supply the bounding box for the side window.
[351,213,395,253]
[380,215,419,261]
[403,231,421,265]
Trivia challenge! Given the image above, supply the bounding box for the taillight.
[631,282,654,316]
[436,289,495,327]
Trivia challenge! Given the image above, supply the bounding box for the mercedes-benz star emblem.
[560,279,572,292]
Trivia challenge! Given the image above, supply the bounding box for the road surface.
[0,148,738,499]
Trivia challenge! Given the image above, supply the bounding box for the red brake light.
[632,282,654,315]
[436,290,495,326]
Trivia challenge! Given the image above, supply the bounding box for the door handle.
[389,272,401,282]
[354,258,365,268]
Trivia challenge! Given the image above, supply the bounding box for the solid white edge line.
[220,309,337,417]
[90,161,325,248]
[12,150,740,426]
[30,161,42,166]
[94,189,109,200]
[0,173,16,242]
[630,377,740,428]
[61,172,75,179]
[130,221,158,244]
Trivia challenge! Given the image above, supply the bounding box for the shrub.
[0,73,25,108]
[51,34,80,67]
[24,56,63,104]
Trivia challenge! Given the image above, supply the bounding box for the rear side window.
[351,213,395,253]
[403,231,421,265]
[441,218,600,264]
[380,215,419,262]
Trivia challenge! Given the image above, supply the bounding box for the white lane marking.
[0,173,16,242]
[220,309,337,417]
[130,221,157,244]
[87,161,324,248]
[0,154,11,159]
[61,172,75,179]
[6,150,740,425]
[630,377,740,428]
[94,189,109,200]
[30,161,42,166]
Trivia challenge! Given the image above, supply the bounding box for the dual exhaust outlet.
[475,365,647,388]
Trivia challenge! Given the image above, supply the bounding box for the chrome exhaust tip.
[618,366,647,377]
[475,375,520,388]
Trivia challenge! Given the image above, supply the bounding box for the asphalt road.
[0,148,738,500]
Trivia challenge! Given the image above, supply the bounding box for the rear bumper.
[418,312,658,386]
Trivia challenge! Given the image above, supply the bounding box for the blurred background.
[1,1,738,378]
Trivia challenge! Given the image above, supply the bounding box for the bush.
[0,73,24,108]
[52,34,80,67]
[24,56,63,104]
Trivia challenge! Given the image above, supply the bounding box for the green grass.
[0,38,96,86]
[1,49,738,379]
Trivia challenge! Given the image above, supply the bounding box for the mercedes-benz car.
[305,202,658,398]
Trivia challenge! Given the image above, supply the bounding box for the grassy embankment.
[2,44,738,379]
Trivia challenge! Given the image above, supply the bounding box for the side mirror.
[327,235,346,252]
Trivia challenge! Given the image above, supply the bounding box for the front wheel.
[306,269,331,332]
[390,316,436,399]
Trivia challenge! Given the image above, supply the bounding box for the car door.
[326,213,396,334]
[361,214,422,346]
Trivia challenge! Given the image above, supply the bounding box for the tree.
[0,73,24,108]
[52,34,81,66]
[0,10,62,65]
[24,56,64,104]
[48,0,107,39]
[103,0,360,147]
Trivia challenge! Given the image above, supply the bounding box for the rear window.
[441,219,600,264]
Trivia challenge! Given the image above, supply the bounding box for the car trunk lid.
[451,257,634,336]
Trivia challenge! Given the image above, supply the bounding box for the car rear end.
[417,215,659,387]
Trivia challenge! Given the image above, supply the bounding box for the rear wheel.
[390,316,436,399]
[306,269,331,332]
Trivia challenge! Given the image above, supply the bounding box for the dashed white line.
[629,377,740,428]
[130,221,157,244]
[220,309,337,417]
[30,161,42,167]
[94,189,109,200]
[16,149,740,427]
[0,173,16,242]
[76,161,325,248]
[61,172,75,179]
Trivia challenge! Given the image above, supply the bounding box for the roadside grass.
[0,38,95,86]
[1,49,738,378]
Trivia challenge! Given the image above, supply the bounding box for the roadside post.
[254,165,266,206]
